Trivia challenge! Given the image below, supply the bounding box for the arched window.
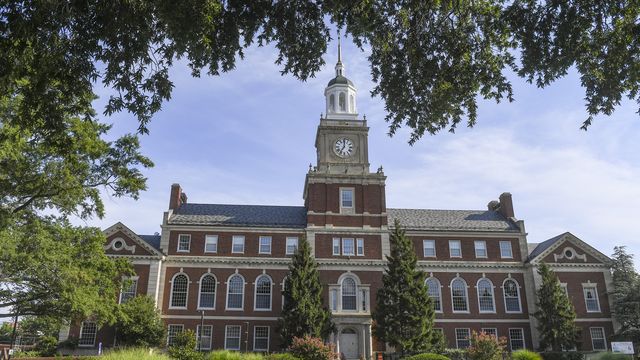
[226,274,244,310]
[198,274,216,309]
[342,277,357,311]
[339,92,346,111]
[329,94,335,112]
[425,277,442,312]
[255,275,272,310]
[451,278,469,312]
[503,279,522,313]
[477,278,495,312]
[170,274,188,308]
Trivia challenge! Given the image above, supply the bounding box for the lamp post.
[198,310,204,352]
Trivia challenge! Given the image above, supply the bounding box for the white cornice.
[529,233,611,266]
[103,222,164,258]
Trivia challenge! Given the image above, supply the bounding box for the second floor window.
[343,238,355,256]
[119,278,137,304]
[503,279,522,313]
[255,275,272,310]
[341,278,357,311]
[583,286,601,312]
[474,241,487,258]
[178,234,191,252]
[449,240,462,258]
[259,236,272,254]
[226,275,244,309]
[356,238,364,256]
[170,274,188,308]
[423,240,436,257]
[477,278,495,312]
[451,278,469,312]
[341,188,354,208]
[426,277,442,312]
[333,238,341,255]
[198,274,216,309]
[286,237,298,255]
[232,236,245,254]
[205,235,218,253]
[500,241,513,258]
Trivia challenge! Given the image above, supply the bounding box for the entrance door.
[339,328,358,359]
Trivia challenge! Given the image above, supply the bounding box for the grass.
[93,348,171,359]
[206,350,264,360]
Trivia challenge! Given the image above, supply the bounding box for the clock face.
[334,138,354,158]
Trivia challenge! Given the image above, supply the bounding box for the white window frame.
[253,326,270,352]
[455,328,471,349]
[423,240,436,258]
[500,241,513,258]
[258,236,272,255]
[425,277,443,313]
[78,321,98,347]
[177,234,191,252]
[482,328,498,337]
[119,276,138,304]
[449,240,462,258]
[232,235,245,254]
[167,324,184,347]
[197,324,213,351]
[342,238,355,256]
[254,274,273,311]
[509,328,525,351]
[476,278,496,313]
[560,283,569,296]
[285,237,298,255]
[224,325,242,350]
[169,273,189,309]
[341,277,358,311]
[590,327,607,351]
[225,274,245,310]
[474,240,488,258]
[450,277,470,313]
[583,286,601,313]
[197,273,217,310]
[332,238,341,255]
[503,278,523,313]
[204,235,218,253]
[330,289,338,311]
[356,238,364,256]
[340,187,355,211]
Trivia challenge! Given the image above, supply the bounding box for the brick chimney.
[169,183,186,210]
[498,192,515,218]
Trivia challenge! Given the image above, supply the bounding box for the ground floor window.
[482,328,498,337]
[167,324,184,347]
[590,327,606,351]
[509,328,525,350]
[78,321,97,347]
[253,326,270,351]
[225,325,242,350]
[455,328,470,348]
[197,325,213,350]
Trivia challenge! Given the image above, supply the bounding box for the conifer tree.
[278,235,334,348]
[534,262,579,351]
[610,246,640,346]
[373,220,436,353]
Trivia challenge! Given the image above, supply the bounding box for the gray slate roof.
[138,234,161,251]
[328,75,354,87]
[526,232,570,262]
[168,203,307,228]
[387,208,520,232]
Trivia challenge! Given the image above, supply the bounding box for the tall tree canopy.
[1,1,638,144]
[611,246,640,346]
[373,220,437,353]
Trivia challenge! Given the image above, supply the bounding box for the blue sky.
[87,36,640,268]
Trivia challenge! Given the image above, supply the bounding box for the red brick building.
[61,48,616,359]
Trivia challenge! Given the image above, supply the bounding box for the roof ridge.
[388,208,494,212]
[181,203,305,208]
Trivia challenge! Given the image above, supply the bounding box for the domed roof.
[327,75,354,87]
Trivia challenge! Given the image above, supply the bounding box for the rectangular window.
[197,325,213,351]
[225,325,241,350]
[356,238,364,256]
[500,241,513,258]
[474,241,487,258]
[232,235,245,254]
[449,240,462,258]
[583,286,601,312]
[482,328,498,337]
[259,236,272,254]
[78,321,98,347]
[455,328,471,349]
[119,278,137,304]
[286,237,298,255]
[509,328,525,351]
[254,326,270,352]
[167,324,184,347]
[423,240,436,257]
[341,188,354,208]
[361,288,368,312]
[590,327,606,351]
[205,235,218,253]
[331,289,338,311]
[178,234,191,252]
[332,238,341,255]
[342,238,355,256]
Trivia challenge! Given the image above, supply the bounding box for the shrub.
[512,350,543,360]
[97,348,171,359]
[466,331,506,360]
[442,348,466,360]
[288,335,339,360]
[206,350,264,360]
[35,335,59,356]
[405,353,450,360]
[169,330,204,360]
[540,352,584,360]
[595,353,632,360]
[59,336,78,349]
[265,354,301,360]
[12,350,41,358]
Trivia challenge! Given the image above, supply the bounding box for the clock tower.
[303,38,387,229]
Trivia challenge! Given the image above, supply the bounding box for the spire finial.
[335,30,345,77]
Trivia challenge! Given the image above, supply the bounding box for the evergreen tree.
[373,220,436,353]
[278,235,334,348]
[610,246,640,347]
[116,295,166,347]
[534,262,579,351]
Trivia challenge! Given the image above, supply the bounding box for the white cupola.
[324,36,358,120]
